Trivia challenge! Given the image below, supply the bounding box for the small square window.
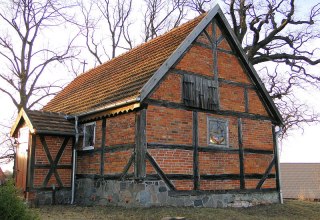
[207,117,228,147]
[83,122,96,150]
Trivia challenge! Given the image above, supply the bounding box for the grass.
[35,200,320,220]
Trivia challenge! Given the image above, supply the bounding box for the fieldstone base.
[31,189,71,206]
[75,178,280,207]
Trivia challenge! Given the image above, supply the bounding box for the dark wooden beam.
[100,118,106,176]
[135,109,147,180]
[120,153,135,180]
[212,19,220,109]
[203,29,213,44]
[77,144,135,156]
[244,149,273,154]
[40,135,69,188]
[146,152,175,191]
[193,111,200,190]
[216,48,234,55]
[27,186,72,192]
[238,118,245,189]
[145,99,273,122]
[147,143,273,155]
[244,87,249,113]
[219,78,255,88]
[34,164,72,169]
[256,158,275,189]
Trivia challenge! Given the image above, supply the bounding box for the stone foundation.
[75,178,280,207]
[30,189,71,206]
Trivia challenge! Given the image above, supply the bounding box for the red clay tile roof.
[43,14,206,115]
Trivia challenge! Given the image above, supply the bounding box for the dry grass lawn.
[34,200,320,220]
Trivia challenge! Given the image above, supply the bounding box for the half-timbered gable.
[11,4,283,207]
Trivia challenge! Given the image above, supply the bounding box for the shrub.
[0,180,38,220]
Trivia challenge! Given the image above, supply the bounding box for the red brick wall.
[219,84,245,112]
[33,135,72,188]
[175,45,213,77]
[217,51,251,84]
[246,179,276,189]
[199,152,239,175]
[244,154,275,174]
[200,180,240,190]
[104,150,134,174]
[147,149,193,174]
[242,119,273,150]
[248,89,269,116]
[106,112,135,146]
[77,153,100,174]
[173,180,194,190]
[150,72,182,103]
[146,105,193,145]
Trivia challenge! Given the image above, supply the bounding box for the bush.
[0,180,38,220]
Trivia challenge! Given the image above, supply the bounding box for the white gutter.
[71,116,78,204]
[275,127,283,204]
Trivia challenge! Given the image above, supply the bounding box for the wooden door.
[15,127,29,194]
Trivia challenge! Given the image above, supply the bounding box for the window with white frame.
[207,117,228,147]
[83,122,96,150]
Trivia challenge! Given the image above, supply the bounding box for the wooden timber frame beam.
[193,111,200,190]
[39,135,70,187]
[134,108,147,180]
[238,118,245,189]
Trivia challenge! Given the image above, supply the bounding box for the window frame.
[207,117,229,148]
[82,122,96,150]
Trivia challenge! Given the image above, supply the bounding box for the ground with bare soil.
[34,200,320,220]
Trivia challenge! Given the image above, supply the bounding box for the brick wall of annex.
[33,135,72,188]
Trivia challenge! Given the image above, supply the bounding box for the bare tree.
[0,0,78,111]
[143,0,188,42]
[75,0,133,66]
[0,122,15,165]
[184,0,320,135]
[185,0,211,13]
[0,0,78,165]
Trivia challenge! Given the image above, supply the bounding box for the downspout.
[275,126,283,204]
[71,116,79,204]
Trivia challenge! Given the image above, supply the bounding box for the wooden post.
[193,111,200,190]
[238,118,245,189]
[100,118,106,176]
[135,109,147,180]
